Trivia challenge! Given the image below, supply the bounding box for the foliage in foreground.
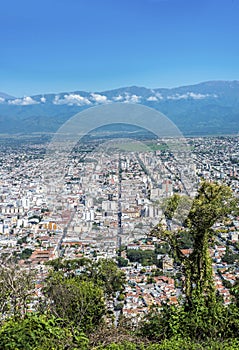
[44,273,105,332]
[139,301,239,342]
[0,313,89,350]
[1,315,239,350]
[93,338,239,350]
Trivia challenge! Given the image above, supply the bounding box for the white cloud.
[40,96,46,103]
[124,93,141,103]
[90,93,108,103]
[53,96,60,104]
[147,96,158,101]
[155,92,164,100]
[167,93,186,100]
[0,97,5,103]
[187,92,209,99]
[167,92,217,100]
[113,95,124,101]
[53,94,91,106]
[9,96,39,105]
[129,94,141,103]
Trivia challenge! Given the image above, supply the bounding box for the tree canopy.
[151,181,238,306]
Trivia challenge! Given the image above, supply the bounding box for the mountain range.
[0,81,239,135]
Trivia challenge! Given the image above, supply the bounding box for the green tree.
[147,181,239,341]
[88,259,126,296]
[45,256,90,272]
[126,249,157,266]
[222,247,239,264]
[46,258,125,297]
[0,313,88,350]
[151,181,238,306]
[44,272,105,332]
[117,256,128,267]
[19,248,33,260]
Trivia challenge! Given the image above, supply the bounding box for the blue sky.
[1,0,239,97]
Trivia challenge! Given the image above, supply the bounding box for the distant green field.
[100,140,151,152]
[98,140,173,153]
[146,142,169,151]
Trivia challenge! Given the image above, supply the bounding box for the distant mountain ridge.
[0,92,15,100]
[0,81,239,135]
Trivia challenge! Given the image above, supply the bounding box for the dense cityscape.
[1,135,239,325]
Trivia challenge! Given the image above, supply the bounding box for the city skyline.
[1,0,239,97]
